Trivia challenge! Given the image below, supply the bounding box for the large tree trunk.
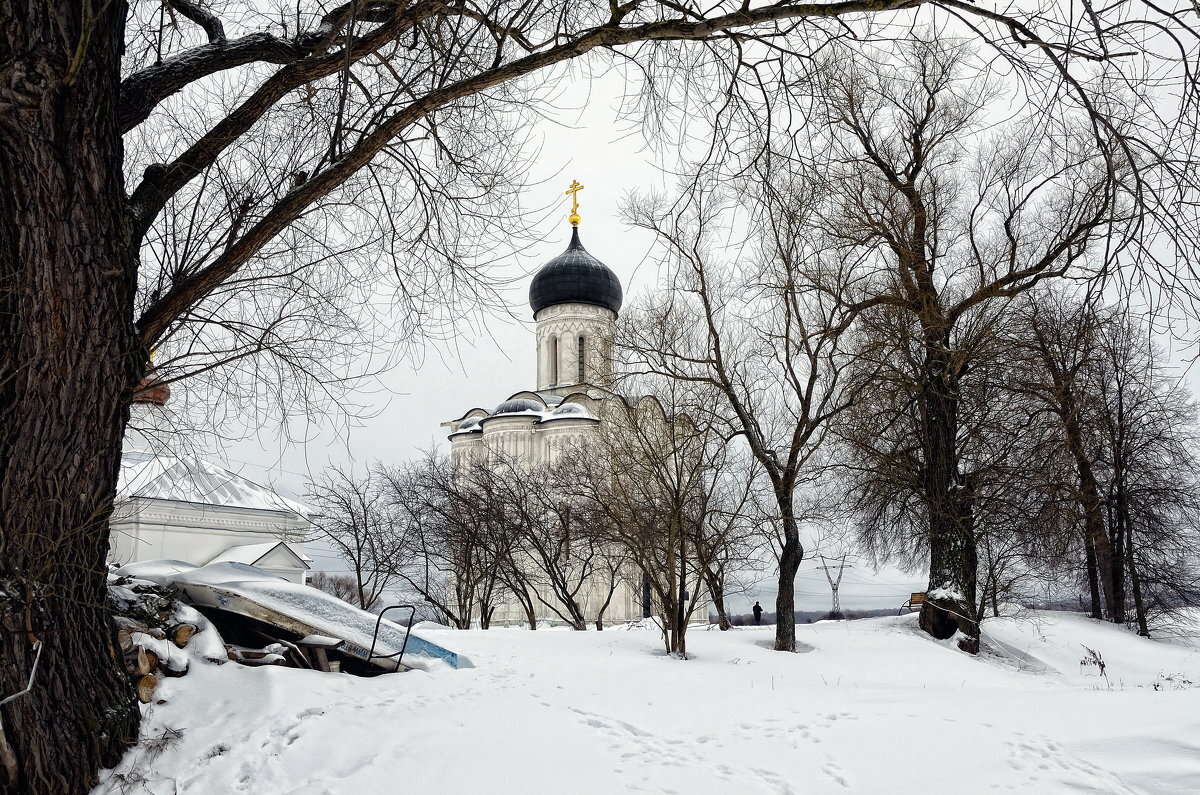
[917,343,980,653]
[1063,419,1119,620]
[773,505,802,652]
[1083,535,1103,619]
[1125,524,1150,637]
[0,2,141,792]
[706,571,732,630]
[1108,452,1129,625]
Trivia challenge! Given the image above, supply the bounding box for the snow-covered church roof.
[118,452,313,517]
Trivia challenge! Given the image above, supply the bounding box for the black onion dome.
[529,228,623,316]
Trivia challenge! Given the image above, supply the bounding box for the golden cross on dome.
[565,180,584,227]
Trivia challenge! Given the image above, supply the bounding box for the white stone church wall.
[535,302,617,389]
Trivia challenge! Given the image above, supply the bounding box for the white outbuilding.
[108,451,313,584]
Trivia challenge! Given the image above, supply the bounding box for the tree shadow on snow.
[754,639,815,653]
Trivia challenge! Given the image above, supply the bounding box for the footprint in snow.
[822,757,849,788]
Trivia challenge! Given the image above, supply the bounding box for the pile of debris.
[109,559,465,679]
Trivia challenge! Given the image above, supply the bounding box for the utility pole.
[818,555,851,619]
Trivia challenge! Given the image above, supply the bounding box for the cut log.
[117,628,135,653]
[135,674,157,704]
[125,646,146,676]
[114,616,148,634]
[126,645,160,676]
[162,656,189,678]
[170,623,197,648]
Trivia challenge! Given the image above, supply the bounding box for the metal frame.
[368,605,417,670]
[898,593,927,615]
[0,640,43,707]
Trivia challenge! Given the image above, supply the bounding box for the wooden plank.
[910,592,926,605]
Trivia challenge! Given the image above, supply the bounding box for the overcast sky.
[210,73,655,483]
[171,67,1180,615]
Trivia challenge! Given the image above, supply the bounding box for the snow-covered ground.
[95,611,1200,794]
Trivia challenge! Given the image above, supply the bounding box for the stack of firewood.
[108,574,226,703]
[117,617,200,703]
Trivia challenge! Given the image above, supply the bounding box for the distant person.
[753,601,764,625]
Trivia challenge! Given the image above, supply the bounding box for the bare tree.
[824,39,1128,651]
[560,388,715,655]
[838,300,1079,627]
[689,436,772,631]
[382,453,519,629]
[305,465,397,611]
[1089,307,1200,635]
[1010,294,1117,621]
[480,450,626,631]
[1012,291,1200,633]
[384,446,629,631]
[622,166,865,654]
[522,466,627,631]
[687,36,1140,651]
[4,0,1198,787]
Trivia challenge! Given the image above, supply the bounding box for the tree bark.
[1063,417,1119,620]
[774,503,802,652]
[917,342,980,653]
[1125,524,1150,637]
[478,600,494,630]
[707,574,732,630]
[0,2,142,792]
[1083,535,1103,619]
[641,571,652,619]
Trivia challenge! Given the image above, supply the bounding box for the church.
[442,185,622,470]
[442,183,708,627]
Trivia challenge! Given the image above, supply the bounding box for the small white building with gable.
[108,452,313,584]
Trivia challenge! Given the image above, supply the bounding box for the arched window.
[549,335,558,385]
[577,335,586,383]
